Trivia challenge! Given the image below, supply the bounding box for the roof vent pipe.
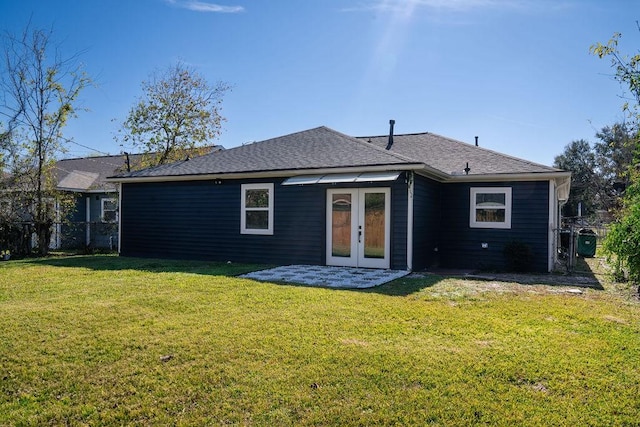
[475,136,478,147]
[386,119,395,150]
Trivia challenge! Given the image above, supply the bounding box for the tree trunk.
[35,219,52,255]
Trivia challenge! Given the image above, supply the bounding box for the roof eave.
[442,171,571,183]
[56,186,117,193]
[107,163,425,184]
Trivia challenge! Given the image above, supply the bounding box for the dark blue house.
[109,125,571,272]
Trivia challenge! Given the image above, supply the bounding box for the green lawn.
[1,255,639,425]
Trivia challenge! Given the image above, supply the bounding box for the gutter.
[106,164,426,184]
[56,187,118,194]
[107,163,570,186]
[435,171,572,184]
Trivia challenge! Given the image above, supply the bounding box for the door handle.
[358,225,362,243]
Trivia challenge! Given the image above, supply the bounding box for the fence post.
[568,225,575,273]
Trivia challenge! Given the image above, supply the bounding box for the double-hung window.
[101,198,118,223]
[241,183,274,235]
[470,187,512,229]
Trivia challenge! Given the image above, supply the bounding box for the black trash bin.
[577,229,597,257]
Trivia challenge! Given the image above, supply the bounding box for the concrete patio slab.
[241,265,410,289]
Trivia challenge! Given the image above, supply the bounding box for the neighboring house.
[52,154,132,249]
[51,145,224,250]
[109,124,571,272]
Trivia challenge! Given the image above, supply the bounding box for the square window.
[241,183,273,235]
[470,188,512,229]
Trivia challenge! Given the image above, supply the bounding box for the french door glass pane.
[332,194,351,257]
[364,192,385,259]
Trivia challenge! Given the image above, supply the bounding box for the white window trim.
[241,183,274,235]
[470,187,512,229]
[101,198,118,223]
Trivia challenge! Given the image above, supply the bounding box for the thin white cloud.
[342,0,569,13]
[165,0,244,13]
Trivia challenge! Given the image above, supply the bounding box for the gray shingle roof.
[110,126,565,181]
[55,155,130,192]
[358,132,561,176]
[116,127,419,179]
[56,145,224,191]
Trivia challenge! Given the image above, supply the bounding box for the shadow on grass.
[465,255,605,290]
[21,254,605,295]
[570,255,606,289]
[367,258,607,296]
[266,274,446,297]
[362,274,445,296]
[24,254,270,277]
[574,255,598,276]
[21,255,442,296]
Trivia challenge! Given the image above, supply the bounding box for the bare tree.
[0,24,91,255]
[119,62,230,168]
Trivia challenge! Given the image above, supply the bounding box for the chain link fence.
[554,217,608,274]
[1,221,118,256]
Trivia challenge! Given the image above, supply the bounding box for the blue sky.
[1,0,637,166]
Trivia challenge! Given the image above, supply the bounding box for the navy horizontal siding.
[438,181,550,272]
[411,174,441,270]
[120,176,409,269]
[121,179,324,265]
[389,177,408,270]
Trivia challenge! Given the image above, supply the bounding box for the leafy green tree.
[591,28,640,114]
[593,122,636,212]
[119,62,230,168]
[603,167,640,282]
[591,27,640,283]
[0,25,90,255]
[553,139,598,217]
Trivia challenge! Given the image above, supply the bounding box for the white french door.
[326,188,391,269]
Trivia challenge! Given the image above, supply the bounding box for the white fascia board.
[414,167,452,182]
[57,187,116,194]
[441,171,571,183]
[107,164,569,185]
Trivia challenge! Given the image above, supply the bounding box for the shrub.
[603,201,640,284]
[503,241,533,272]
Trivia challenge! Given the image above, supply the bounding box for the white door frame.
[326,188,391,269]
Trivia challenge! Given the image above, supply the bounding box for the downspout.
[118,183,122,254]
[548,181,555,272]
[551,176,571,271]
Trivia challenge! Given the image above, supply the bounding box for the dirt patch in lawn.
[423,255,606,287]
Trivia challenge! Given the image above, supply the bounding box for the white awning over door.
[282,171,400,186]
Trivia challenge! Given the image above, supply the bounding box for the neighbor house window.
[470,187,512,229]
[241,183,274,235]
[101,198,118,223]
